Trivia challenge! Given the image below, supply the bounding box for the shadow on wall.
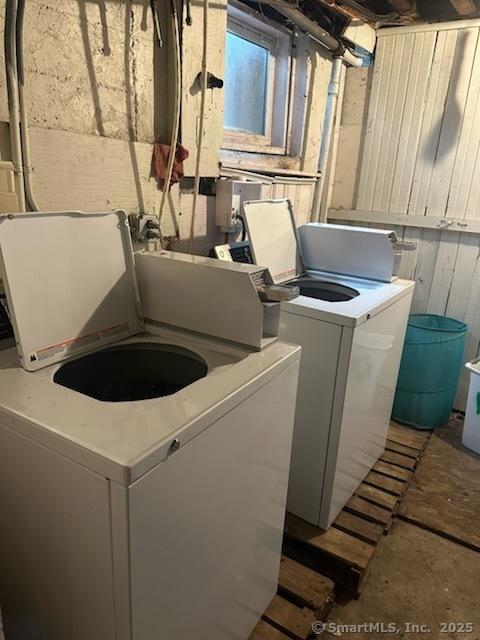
[77,0,151,212]
[421,30,468,164]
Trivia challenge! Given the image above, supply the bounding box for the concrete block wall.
[0,0,328,254]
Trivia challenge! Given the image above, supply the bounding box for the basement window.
[223,2,291,154]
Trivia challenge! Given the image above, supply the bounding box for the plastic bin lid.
[243,199,304,285]
[0,210,143,371]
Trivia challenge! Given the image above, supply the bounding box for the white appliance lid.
[243,199,304,285]
[0,210,143,371]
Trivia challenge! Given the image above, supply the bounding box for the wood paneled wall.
[331,21,480,410]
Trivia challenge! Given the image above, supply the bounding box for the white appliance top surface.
[243,199,303,284]
[0,323,300,485]
[282,271,414,327]
[0,210,143,371]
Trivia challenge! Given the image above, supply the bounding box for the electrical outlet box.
[129,214,161,243]
[215,180,262,233]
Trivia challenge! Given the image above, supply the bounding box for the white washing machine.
[243,200,414,530]
[0,210,301,640]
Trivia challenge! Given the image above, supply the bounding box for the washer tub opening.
[288,279,360,302]
[53,342,208,402]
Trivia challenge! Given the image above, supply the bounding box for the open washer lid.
[243,199,305,285]
[0,210,143,371]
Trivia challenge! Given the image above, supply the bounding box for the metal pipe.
[255,0,364,63]
[255,0,344,54]
[16,0,40,211]
[4,0,26,211]
[311,56,342,222]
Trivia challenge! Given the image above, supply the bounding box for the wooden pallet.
[282,423,430,595]
[248,556,334,639]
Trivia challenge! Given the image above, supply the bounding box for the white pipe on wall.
[4,0,26,211]
[17,0,40,211]
[311,57,344,222]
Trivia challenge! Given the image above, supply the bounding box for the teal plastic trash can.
[392,314,467,429]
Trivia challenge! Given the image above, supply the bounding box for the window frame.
[223,2,292,155]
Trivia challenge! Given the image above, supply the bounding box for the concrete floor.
[321,423,480,640]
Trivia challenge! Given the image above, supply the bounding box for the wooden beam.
[448,0,477,16]
[386,0,415,13]
[328,208,480,235]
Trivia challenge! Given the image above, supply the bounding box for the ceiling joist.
[448,0,477,16]
[386,0,415,13]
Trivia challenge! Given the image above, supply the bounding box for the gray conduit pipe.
[254,0,363,65]
[255,0,342,54]
[311,56,343,222]
[17,0,40,211]
[4,0,26,211]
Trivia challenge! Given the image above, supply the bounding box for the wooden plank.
[263,596,316,640]
[344,495,392,527]
[372,34,413,212]
[409,30,457,216]
[249,620,290,640]
[398,420,480,552]
[328,209,480,234]
[389,32,437,214]
[425,28,479,217]
[385,439,420,459]
[388,423,430,450]
[372,460,412,482]
[363,470,406,496]
[355,36,388,209]
[278,556,334,613]
[446,30,480,219]
[355,483,399,511]
[285,513,374,572]
[426,232,461,315]
[380,449,417,471]
[358,35,397,211]
[449,0,477,16]
[410,229,440,314]
[333,511,384,545]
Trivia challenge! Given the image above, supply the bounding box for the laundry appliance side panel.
[280,312,343,525]
[128,361,300,640]
[320,290,414,528]
[0,421,117,640]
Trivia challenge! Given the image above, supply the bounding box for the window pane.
[224,31,269,135]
